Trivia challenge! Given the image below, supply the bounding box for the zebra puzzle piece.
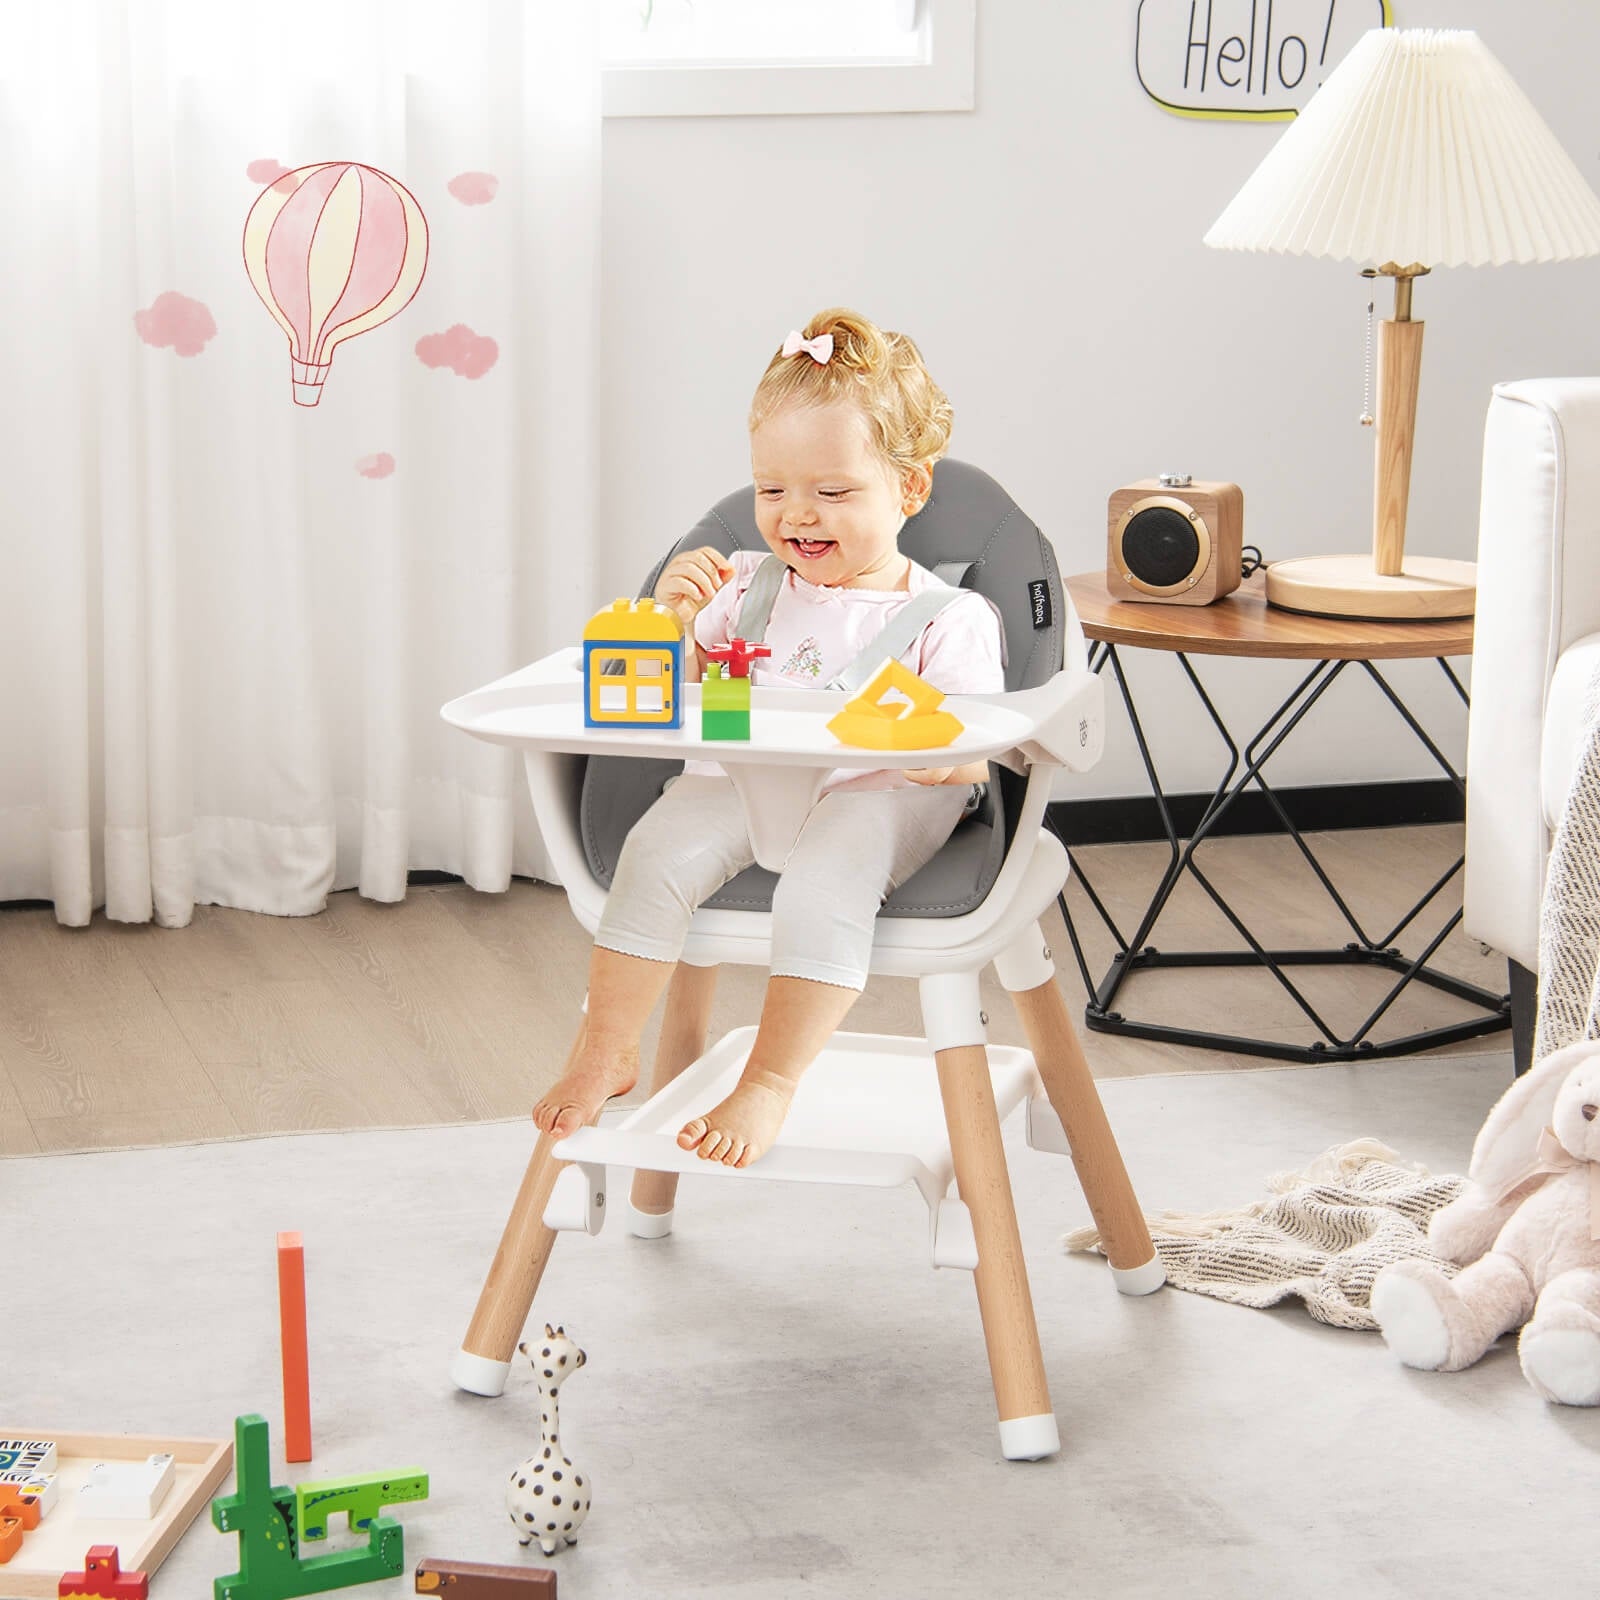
[0,1440,56,1475]
[211,1415,403,1600]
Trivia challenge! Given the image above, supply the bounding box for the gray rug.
[11,1051,1595,1600]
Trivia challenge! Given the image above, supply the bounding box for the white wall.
[598,0,1600,800]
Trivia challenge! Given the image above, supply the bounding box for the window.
[600,0,976,117]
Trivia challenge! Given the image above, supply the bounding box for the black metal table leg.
[1051,645,1511,1063]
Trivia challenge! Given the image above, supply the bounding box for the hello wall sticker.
[1137,0,1394,120]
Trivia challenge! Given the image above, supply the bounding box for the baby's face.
[750,401,919,589]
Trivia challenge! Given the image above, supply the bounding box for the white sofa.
[1465,377,1600,1072]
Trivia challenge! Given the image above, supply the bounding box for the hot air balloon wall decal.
[243,161,429,406]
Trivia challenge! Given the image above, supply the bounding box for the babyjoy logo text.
[1136,0,1394,121]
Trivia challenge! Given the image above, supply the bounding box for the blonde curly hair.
[749,307,953,477]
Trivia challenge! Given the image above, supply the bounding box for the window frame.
[600,0,976,118]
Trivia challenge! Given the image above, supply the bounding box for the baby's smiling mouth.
[788,537,835,559]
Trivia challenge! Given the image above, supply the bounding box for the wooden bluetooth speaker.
[1107,478,1244,605]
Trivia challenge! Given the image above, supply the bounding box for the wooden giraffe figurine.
[506,1324,591,1556]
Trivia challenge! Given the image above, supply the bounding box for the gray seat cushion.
[577,460,1064,917]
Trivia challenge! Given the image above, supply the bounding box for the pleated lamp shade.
[1204,28,1600,267]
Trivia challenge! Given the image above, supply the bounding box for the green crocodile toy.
[295,1470,428,1540]
[211,1415,404,1600]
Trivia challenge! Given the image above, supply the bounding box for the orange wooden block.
[0,1515,24,1563]
[59,1543,148,1598]
[0,1487,40,1529]
[277,1231,313,1463]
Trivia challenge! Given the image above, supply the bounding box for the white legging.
[594,774,971,991]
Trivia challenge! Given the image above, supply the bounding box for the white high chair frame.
[444,607,1163,1462]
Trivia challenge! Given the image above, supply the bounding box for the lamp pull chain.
[1359,299,1375,427]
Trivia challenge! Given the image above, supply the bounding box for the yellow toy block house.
[583,598,685,729]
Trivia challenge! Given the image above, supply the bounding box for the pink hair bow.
[782,329,834,364]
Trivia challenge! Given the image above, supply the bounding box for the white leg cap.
[627,1203,675,1239]
[999,1413,1060,1461]
[1111,1255,1167,1296]
[450,1347,511,1397]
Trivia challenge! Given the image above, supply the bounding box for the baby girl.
[533,308,1004,1166]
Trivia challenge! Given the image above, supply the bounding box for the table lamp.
[1204,28,1600,620]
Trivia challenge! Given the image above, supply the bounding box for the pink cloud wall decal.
[415,323,498,379]
[134,291,218,357]
[448,171,499,205]
[356,452,396,479]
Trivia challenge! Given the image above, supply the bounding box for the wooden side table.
[1053,571,1511,1062]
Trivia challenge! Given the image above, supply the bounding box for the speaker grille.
[1123,507,1200,587]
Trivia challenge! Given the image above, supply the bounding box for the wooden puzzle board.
[0,1431,231,1599]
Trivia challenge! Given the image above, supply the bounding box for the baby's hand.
[655,546,734,632]
[904,760,990,786]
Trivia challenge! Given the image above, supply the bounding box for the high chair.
[443,460,1163,1461]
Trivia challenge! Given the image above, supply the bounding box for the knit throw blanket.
[1534,658,1600,1059]
[1062,1139,1465,1330]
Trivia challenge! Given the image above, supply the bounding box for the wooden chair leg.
[934,1042,1059,1460]
[454,1129,568,1394]
[1009,975,1163,1290]
[453,1016,590,1395]
[629,961,719,1230]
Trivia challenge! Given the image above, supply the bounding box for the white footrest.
[549,1028,1043,1270]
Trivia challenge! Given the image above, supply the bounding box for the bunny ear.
[1468,1040,1599,1193]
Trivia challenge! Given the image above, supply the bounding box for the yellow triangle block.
[826,658,964,750]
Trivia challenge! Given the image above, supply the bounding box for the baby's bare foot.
[533,1041,639,1140]
[676,1073,797,1168]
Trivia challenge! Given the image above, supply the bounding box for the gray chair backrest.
[579,460,1065,917]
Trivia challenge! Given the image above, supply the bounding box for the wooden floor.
[0,824,1512,1156]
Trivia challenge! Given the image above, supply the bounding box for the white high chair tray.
[554,1027,1040,1194]
[440,648,1036,770]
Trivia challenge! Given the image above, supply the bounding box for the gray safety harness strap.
[732,553,968,691]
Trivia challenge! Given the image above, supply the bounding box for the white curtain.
[0,0,598,925]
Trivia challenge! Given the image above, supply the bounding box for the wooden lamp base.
[1264,553,1476,621]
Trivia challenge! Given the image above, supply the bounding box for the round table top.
[1064,571,1474,661]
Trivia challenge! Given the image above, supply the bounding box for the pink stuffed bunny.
[1371,1038,1600,1404]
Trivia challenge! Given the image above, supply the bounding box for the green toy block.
[701,664,751,741]
[295,1470,428,1540]
[700,708,750,740]
[211,1415,404,1600]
